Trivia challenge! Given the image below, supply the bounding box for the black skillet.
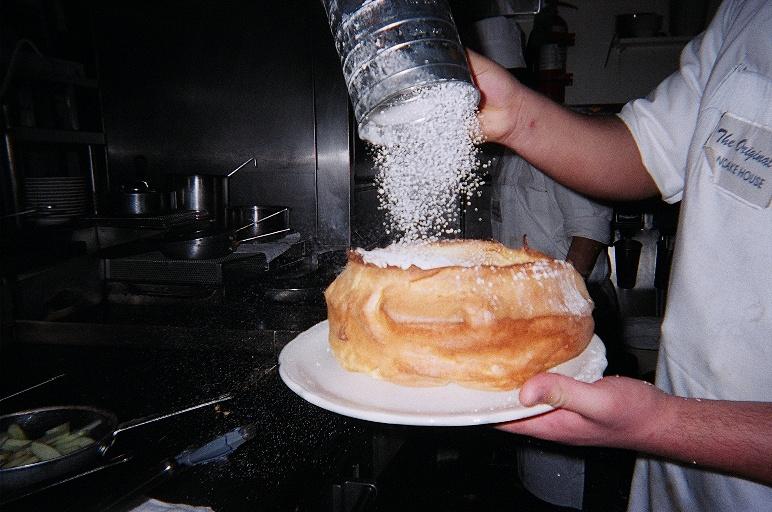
[159,208,291,260]
[159,223,290,260]
[0,395,229,494]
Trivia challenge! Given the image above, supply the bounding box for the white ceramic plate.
[279,321,607,426]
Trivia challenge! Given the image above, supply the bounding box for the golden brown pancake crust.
[324,240,594,391]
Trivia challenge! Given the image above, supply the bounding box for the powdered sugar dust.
[361,81,487,244]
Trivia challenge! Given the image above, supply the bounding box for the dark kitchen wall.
[91,0,351,245]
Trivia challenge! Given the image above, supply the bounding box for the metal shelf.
[615,36,692,50]
[9,127,105,145]
[605,36,692,67]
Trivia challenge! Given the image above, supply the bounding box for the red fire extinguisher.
[525,1,577,104]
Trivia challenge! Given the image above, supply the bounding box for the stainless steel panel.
[314,20,353,249]
[93,1,338,241]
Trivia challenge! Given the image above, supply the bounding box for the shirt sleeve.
[550,177,612,245]
[616,0,736,203]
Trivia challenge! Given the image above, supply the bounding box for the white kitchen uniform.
[491,151,612,282]
[618,1,772,510]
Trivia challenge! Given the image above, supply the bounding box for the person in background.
[467,0,772,511]
[470,17,619,348]
[490,152,620,352]
[471,16,622,510]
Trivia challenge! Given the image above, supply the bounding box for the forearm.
[497,87,657,201]
[639,395,772,485]
[566,236,605,278]
[469,49,657,200]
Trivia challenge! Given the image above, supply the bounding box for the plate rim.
[279,320,606,426]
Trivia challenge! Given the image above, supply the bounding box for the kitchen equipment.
[174,174,227,225]
[104,249,271,287]
[110,181,180,216]
[92,366,277,510]
[159,221,290,260]
[320,0,478,138]
[98,425,258,511]
[22,177,89,226]
[615,13,663,38]
[262,261,340,303]
[0,206,56,221]
[173,157,256,226]
[0,375,66,404]
[0,455,132,507]
[86,209,206,230]
[5,426,258,509]
[227,205,290,237]
[613,238,642,289]
[0,394,231,493]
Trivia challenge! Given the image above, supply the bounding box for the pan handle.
[231,222,258,235]
[112,393,232,437]
[0,373,66,403]
[226,157,256,177]
[251,207,288,225]
[230,208,289,235]
[237,227,291,244]
[0,455,132,506]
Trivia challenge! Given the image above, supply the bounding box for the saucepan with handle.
[160,207,290,260]
[0,394,230,493]
[227,205,290,238]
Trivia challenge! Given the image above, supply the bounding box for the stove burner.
[104,235,307,286]
[261,261,342,303]
[88,210,206,229]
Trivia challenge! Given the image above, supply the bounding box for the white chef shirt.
[618,1,772,510]
[491,151,612,282]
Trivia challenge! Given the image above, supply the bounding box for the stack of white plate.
[23,177,90,226]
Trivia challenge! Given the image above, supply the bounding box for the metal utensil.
[96,425,258,512]
[0,374,66,404]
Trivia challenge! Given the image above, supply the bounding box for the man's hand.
[466,49,528,146]
[498,373,666,448]
[497,373,772,485]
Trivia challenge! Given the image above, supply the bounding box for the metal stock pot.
[111,181,181,216]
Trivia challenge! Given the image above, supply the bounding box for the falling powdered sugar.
[363,81,486,243]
